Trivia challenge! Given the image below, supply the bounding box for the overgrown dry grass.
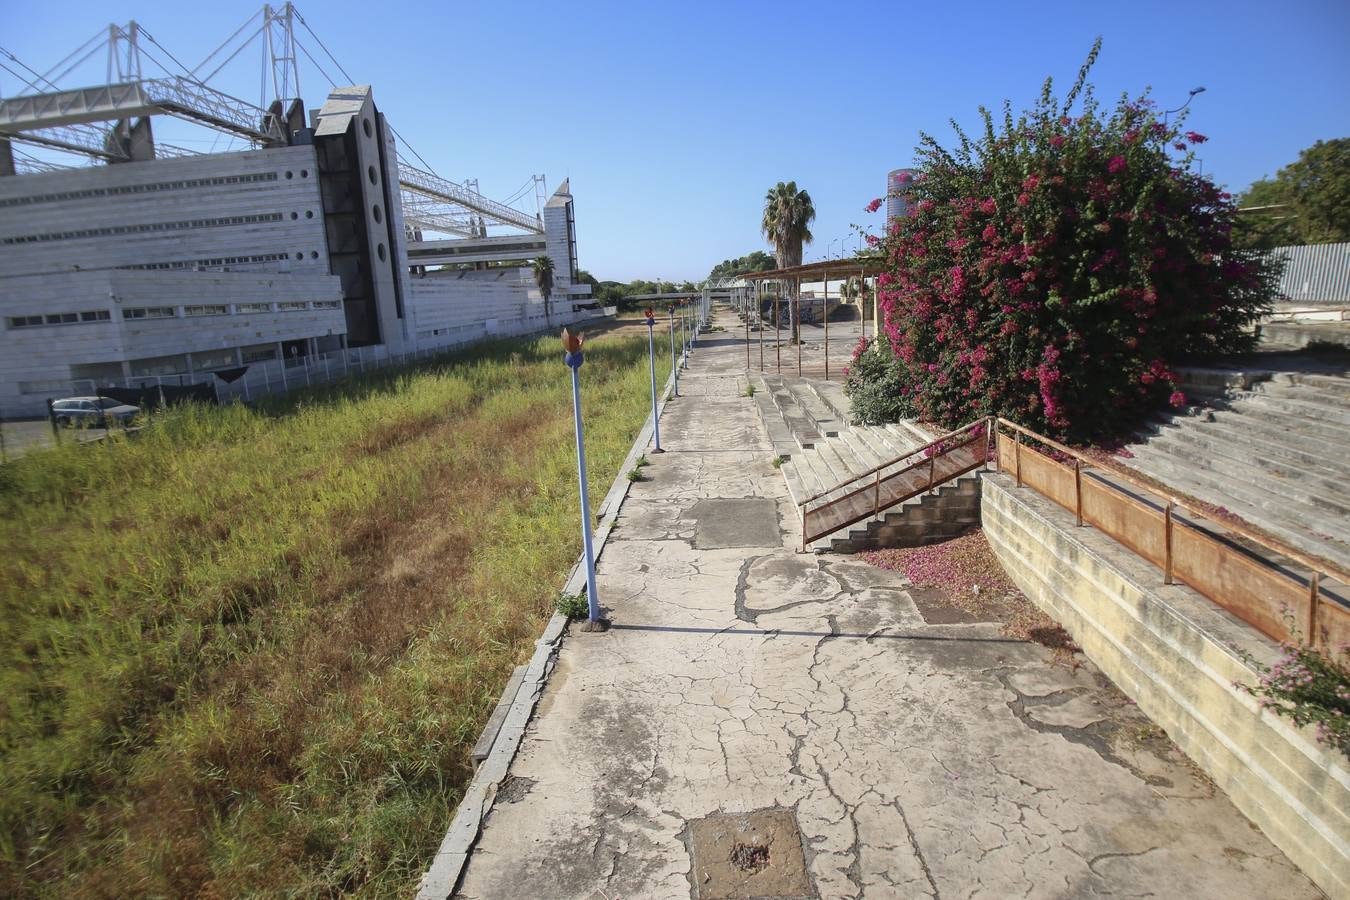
[0,328,669,897]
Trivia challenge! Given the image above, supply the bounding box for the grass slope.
[0,328,669,897]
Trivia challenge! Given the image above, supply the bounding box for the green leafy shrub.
[555,590,590,620]
[1240,638,1349,757]
[852,40,1279,441]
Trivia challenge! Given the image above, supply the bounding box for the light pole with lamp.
[561,328,605,631]
[1162,86,1205,128]
[644,308,664,453]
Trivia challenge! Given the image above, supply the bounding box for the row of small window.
[122,253,293,271]
[0,172,279,209]
[7,300,342,329]
[8,310,112,327]
[3,213,284,246]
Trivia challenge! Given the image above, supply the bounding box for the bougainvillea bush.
[848,41,1279,441]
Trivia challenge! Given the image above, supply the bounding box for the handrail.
[797,416,990,507]
[995,417,1350,587]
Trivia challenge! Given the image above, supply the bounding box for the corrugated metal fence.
[1268,242,1350,303]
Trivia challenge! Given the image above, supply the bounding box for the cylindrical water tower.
[886,168,916,224]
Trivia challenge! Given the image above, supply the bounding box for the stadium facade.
[0,83,591,416]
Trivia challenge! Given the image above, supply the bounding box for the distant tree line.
[1235,138,1349,249]
[706,251,778,282]
[577,271,699,310]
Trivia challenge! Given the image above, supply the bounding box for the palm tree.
[533,255,555,323]
[761,181,815,269]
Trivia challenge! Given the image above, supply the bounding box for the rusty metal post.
[775,290,781,373]
[988,418,998,472]
[823,270,830,380]
[927,452,936,490]
[795,277,802,377]
[759,286,765,372]
[873,470,881,515]
[1164,502,1175,585]
[1074,460,1083,526]
[1309,571,1322,645]
[744,297,750,371]
[801,504,808,553]
[1014,431,1023,487]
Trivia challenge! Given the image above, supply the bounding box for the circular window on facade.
[377,243,386,262]
[306,210,314,219]
[311,251,319,259]
[290,211,298,220]
[362,118,373,138]
[295,252,303,260]
[300,169,308,178]
[372,204,383,224]
[367,165,378,185]
[285,170,294,179]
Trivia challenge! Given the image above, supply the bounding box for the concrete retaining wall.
[981,472,1349,897]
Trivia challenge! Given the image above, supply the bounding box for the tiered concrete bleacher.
[752,373,981,552]
[1124,366,1350,571]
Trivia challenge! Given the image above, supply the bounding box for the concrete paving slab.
[449,308,1322,900]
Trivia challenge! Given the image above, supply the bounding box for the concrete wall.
[1,269,344,415]
[0,145,329,279]
[981,472,1349,896]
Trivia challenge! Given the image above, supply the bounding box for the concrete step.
[1126,439,1348,532]
[1161,407,1349,480]
[1144,418,1350,510]
[753,387,798,460]
[1233,391,1350,437]
[1123,450,1350,571]
[1135,432,1350,520]
[782,377,842,436]
[809,379,853,423]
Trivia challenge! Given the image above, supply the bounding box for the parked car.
[51,396,140,428]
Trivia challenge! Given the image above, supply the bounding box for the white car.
[51,396,140,428]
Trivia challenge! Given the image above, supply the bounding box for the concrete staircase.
[1123,367,1350,571]
[751,373,982,552]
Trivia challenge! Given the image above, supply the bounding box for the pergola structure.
[738,257,887,379]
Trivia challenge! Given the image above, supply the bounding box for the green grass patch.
[0,329,670,896]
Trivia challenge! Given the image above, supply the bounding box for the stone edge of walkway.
[415,359,684,900]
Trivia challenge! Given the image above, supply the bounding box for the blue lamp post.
[644,308,664,453]
[562,328,604,630]
[668,304,679,398]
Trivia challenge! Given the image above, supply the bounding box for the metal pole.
[1163,502,1175,585]
[823,271,830,380]
[1074,461,1083,526]
[669,307,679,397]
[745,298,750,371]
[563,334,603,629]
[795,277,802,377]
[1309,572,1321,645]
[775,290,781,372]
[645,311,663,452]
[758,284,764,372]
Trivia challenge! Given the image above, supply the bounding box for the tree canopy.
[707,251,778,281]
[762,182,816,268]
[1235,138,1350,249]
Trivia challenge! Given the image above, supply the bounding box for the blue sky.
[6,0,1349,281]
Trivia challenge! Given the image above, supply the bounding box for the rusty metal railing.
[993,418,1350,649]
[799,417,991,549]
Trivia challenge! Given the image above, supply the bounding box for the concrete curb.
[416,357,683,899]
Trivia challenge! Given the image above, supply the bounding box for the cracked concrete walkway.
[454,311,1320,899]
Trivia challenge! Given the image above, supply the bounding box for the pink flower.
[1124,128,1141,143]
[865,198,883,213]
[1049,135,1066,148]
[979,198,996,214]
[1174,143,1187,151]
[897,172,914,185]
[1108,155,1128,174]
[1169,390,1187,407]
[1185,131,1207,144]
